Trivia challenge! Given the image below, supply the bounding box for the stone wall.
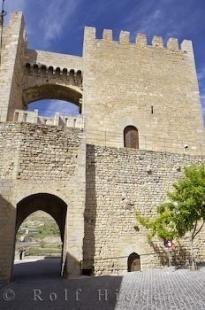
[22,63,82,108]
[25,49,83,70]
[0,13,83,122]
[0,12,205,282]
[83,28,205,154]
[0,125,204,281]
[0,12,26,121]
[0,123,86,281]
[0,13,204,153]
[84,145,205,275]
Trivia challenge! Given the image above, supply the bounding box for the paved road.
[0,258,205,309]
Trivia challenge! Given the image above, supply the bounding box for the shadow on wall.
[0,194,16,283]
[26,49,38,64]
[150,241,192,267]
[83,145,97,275]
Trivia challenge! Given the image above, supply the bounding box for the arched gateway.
[16,194,67,241]
[14,193,67,278]
[0,115,86,282]
[0,11,205,283]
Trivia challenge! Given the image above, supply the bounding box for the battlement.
[13,109,84,129]
[84,26,193,53]
[24,63,83,86]
[0,11,203,156]
[25,49,83,71]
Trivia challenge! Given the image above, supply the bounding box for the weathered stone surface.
[0,123,86,281]
[0,12,204,282]
[84,145,205,275]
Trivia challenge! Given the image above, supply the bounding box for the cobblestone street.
[0,259,205,310]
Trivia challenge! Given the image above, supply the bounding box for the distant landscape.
[15,211,62,259]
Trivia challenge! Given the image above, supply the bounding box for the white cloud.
[28,100,79,117]
[122,1,196,42]
[39,0,81,48]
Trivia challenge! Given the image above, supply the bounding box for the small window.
[124,126,139,149]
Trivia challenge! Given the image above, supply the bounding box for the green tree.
[136,164,205,270]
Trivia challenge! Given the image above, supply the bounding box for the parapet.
[24,63,83,87]
[25,49,83,71]
[24,63,82,78]
[84,26,193,53]
[181,40,194,54]
[13,109,84,130]
[167,38,179,51]
[9,11,24,23]
[103,29,113,40]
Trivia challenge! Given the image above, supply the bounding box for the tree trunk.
[190,238,197,271]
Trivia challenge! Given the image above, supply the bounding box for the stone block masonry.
[0,123,86,281]
[84,145,205,275]
[83,27,205,153]
[0,11,204,282]
[0,12,204,154]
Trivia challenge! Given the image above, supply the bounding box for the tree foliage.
[136,164,205,267]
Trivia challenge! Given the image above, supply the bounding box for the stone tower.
[0,12,204,282]
[0,12,204,154]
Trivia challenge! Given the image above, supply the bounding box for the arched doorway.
[128,253,141,272]
[13,193,67,279]
[124,126,139,149]
[14,211,62,279]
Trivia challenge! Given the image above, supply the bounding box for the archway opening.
[127,253,141,272]
[13,193,67,280]
[23,83,82,116]
[124,126,139,149]
[27,99,80,117]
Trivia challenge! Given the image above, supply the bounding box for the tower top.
[0,0,6,66]
[0,0,6,26]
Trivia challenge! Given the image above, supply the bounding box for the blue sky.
[4,0,205,118]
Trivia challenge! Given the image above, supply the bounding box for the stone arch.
[127,252,141,272]
[124,125,139,149]
[15,193,67,241]
[22,84,82,110]
[12,193,68,279]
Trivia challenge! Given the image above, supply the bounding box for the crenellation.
[84,26,96,40]
[24,62,83,83]
[119,31,130,44]
[152,36,164,48]
[13,109,84,129]
[103,29,113,41]
[0,11,204,282]
[167,38,179,51]
[25,49,83,71]
[136,33,147,47]
[83,26,195,54]
[181,39,194,54]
